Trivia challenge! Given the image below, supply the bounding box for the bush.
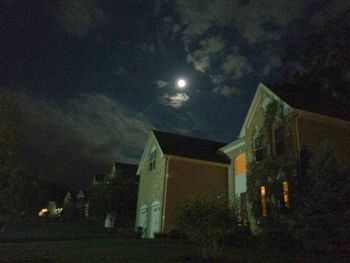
[227,226,258,249]
[293,145,350,253]
[175,197,238,260]
[153,229,186,240]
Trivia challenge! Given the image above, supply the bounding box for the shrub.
[292,144,350,253]
[175,197,238,260]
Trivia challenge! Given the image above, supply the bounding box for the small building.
[135,130,230,238]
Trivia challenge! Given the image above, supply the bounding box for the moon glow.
[177,79,186,89]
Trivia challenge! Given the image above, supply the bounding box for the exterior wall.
[242,88,350,234]
[163,157,228,232]
[297,115,350,165]
[243,90,295,234]
[223,145,246,204]
[135,137,166,237]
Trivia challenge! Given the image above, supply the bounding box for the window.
[282,181,290,208]
[260,186,267,216]
[235,153,246,176]
[273,125,285,155]
[254,134,264,162]
[149,150,156,171]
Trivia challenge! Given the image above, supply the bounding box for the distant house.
[90,161,138,227]
[135,130,230,238]
[61,190,89,219]
[220,82,350,234]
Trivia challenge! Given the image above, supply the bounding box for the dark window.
[149,150,156,171]
[274,126,285,155]
[254,135,264,162]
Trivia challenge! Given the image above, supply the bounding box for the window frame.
[149,149,156,171]
[260,186,267,217]
[282,181,290,208]
[272,123,285,156]
[254,132,264,162]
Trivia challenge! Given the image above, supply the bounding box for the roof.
[269,83,350,122]
[153,130,230,164]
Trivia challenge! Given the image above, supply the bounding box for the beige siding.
[135,137,166,228]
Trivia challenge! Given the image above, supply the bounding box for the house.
[90,161,138,227]
[93,162,138,183]
[220,82,350,234]
[135,130,230,238]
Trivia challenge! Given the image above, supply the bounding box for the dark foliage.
[292,144,350,252]
[276,13,350,121]
[89,171,138,227]
[175,197,238,260]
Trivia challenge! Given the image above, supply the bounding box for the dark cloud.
[56,0,106,37]
[186,37,225,72]
[17,92,152,188]
[167,0,349,95]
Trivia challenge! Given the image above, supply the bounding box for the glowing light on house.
[260,186,267,216]
[38,208,48,217]
[235,153,246,175]
[282,181,290,208]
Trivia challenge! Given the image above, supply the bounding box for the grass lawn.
[0,238,346,263]
[0,221,347,262]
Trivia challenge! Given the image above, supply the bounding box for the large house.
[135,82,350,237]
[135,130,230,238]
[221,82,350,233]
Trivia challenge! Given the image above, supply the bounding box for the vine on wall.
[246,101,298,229]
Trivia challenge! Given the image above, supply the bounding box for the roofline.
[136,131,164,175]
[219,138,245,154]
[152,129,227,145]
[294,108,350,128]
[239,82,291,138]
[165,154,230,167]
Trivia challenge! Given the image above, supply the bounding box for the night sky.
[1,1,349,188]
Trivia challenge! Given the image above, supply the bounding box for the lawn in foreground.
[0,238,343,263]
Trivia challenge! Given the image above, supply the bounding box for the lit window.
[282,181,290,208]
[273,125,285,155]
[149,150,156,171]
[235,153,246,176]
[260,186,267,216]
[254,134,264,162]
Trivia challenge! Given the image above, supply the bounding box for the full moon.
[177,79,186,89]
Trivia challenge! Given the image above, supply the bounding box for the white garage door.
[138,205,147,238]
[149,201,161,238]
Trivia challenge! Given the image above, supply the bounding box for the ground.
[0,220,347,263]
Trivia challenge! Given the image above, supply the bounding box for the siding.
[298,116,350,165]
[164,158,228,232]
[136,138,166,228]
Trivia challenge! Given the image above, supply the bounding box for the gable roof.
[268,83,350,122]
[239,82,290,138]
[153,130,230,164]
[239,82,350,138]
